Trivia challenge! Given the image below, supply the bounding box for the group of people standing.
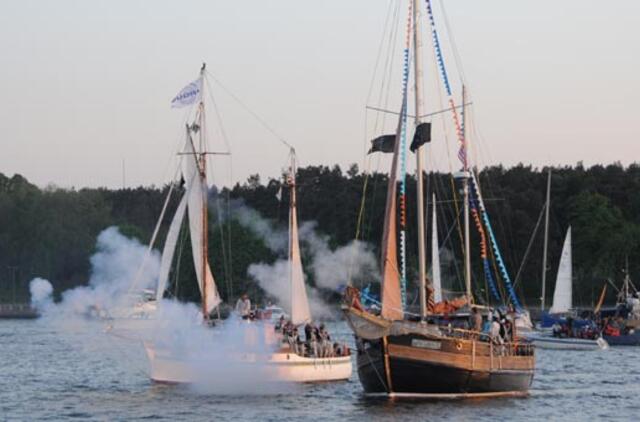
[276,316,349,358]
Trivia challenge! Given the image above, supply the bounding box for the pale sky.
[1,0,638,189]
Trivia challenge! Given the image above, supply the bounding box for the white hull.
[144,343,352,384]
[526,334,608,351]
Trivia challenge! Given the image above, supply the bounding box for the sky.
[0,0,638,189]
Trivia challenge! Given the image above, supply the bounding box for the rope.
[469,189,501,302]
[470,172,522,309]
[204,70,294,152]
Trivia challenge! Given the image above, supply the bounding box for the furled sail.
[156,192,188,302]
[288,174,311,325]
[182,137,221,314]
[380,107,405,321]
[550,227,572,314]
[431,193,442,303]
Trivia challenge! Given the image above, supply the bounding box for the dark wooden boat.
[343,0,535,398]
[344,304,534,397]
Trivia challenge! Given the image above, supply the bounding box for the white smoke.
[29,277,54,310]
[28,226,160,319]
[247,259,333,319]
[150,300,295,394]
[234,205,287,253]
[238,206,379,319]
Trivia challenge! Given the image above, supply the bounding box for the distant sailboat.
[529,227,608,350]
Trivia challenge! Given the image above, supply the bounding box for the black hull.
[356,336,534,396]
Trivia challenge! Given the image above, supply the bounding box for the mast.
[413,0,428,319]
[540,168,551,311]
[198,64,208,319]
[287,149,312,324]
[289,151,295,319]
[462,86,471,303]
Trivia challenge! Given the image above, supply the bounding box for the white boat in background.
[260,305,289,323]
[526,332,608,351]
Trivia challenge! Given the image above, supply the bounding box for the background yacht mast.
[541,168,551,311]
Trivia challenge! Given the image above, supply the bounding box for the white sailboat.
[549,227,572,314]
[144,67,350,384]
[528,227,608,350]
[264,151,352,382]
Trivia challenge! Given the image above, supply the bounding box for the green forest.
[1,162,639,310]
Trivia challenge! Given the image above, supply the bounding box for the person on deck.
[490,316,503,344]
[235,293,251,319]
[319,324,332,357]
[471,307,483,334]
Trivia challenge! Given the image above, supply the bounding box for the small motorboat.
[525,332,608,351]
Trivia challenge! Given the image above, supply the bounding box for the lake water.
[2,318,639,421]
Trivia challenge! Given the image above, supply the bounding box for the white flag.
[171,78,202,108]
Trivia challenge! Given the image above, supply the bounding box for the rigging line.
[437,0,466,84]
[428,70,465,294]
[204,69,294,152]
[378,0,402,134]
[203,74,232,155]
[512,200,547,291]
[127,163,182,296]
[365,0,397,106]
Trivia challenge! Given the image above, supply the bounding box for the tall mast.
[289,150,296,319]
[199,64,208,319]
[540,168,551,311]
[413,0,428,319]
[462,86,471,303]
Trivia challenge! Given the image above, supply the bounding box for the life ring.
[456,342,463,351]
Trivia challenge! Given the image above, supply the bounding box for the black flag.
[410,122,432,152]
[368,134,396,154]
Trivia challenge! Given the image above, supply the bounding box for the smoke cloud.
[237,205,379,320]
[150,300,295,394]
[28,226,160,320]
[29,277,54,310]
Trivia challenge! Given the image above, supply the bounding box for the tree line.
[0,161,638,309]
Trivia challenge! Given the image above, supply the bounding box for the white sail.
[550,227,572,314]
[289,176,311,325]
[182,138,221,314]
[431,193,442,303]
[156,192,188,302]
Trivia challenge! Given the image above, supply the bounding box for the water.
[2,319,639,421]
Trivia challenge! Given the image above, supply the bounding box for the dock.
[0,303,39,319]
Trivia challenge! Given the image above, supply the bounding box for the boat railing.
[441,326,535,357]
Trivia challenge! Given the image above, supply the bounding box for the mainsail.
[288,169,311,325]
[182,135,221,314]
[549,227,572,314]
[379,106,406,321]
[431,193,442,303]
